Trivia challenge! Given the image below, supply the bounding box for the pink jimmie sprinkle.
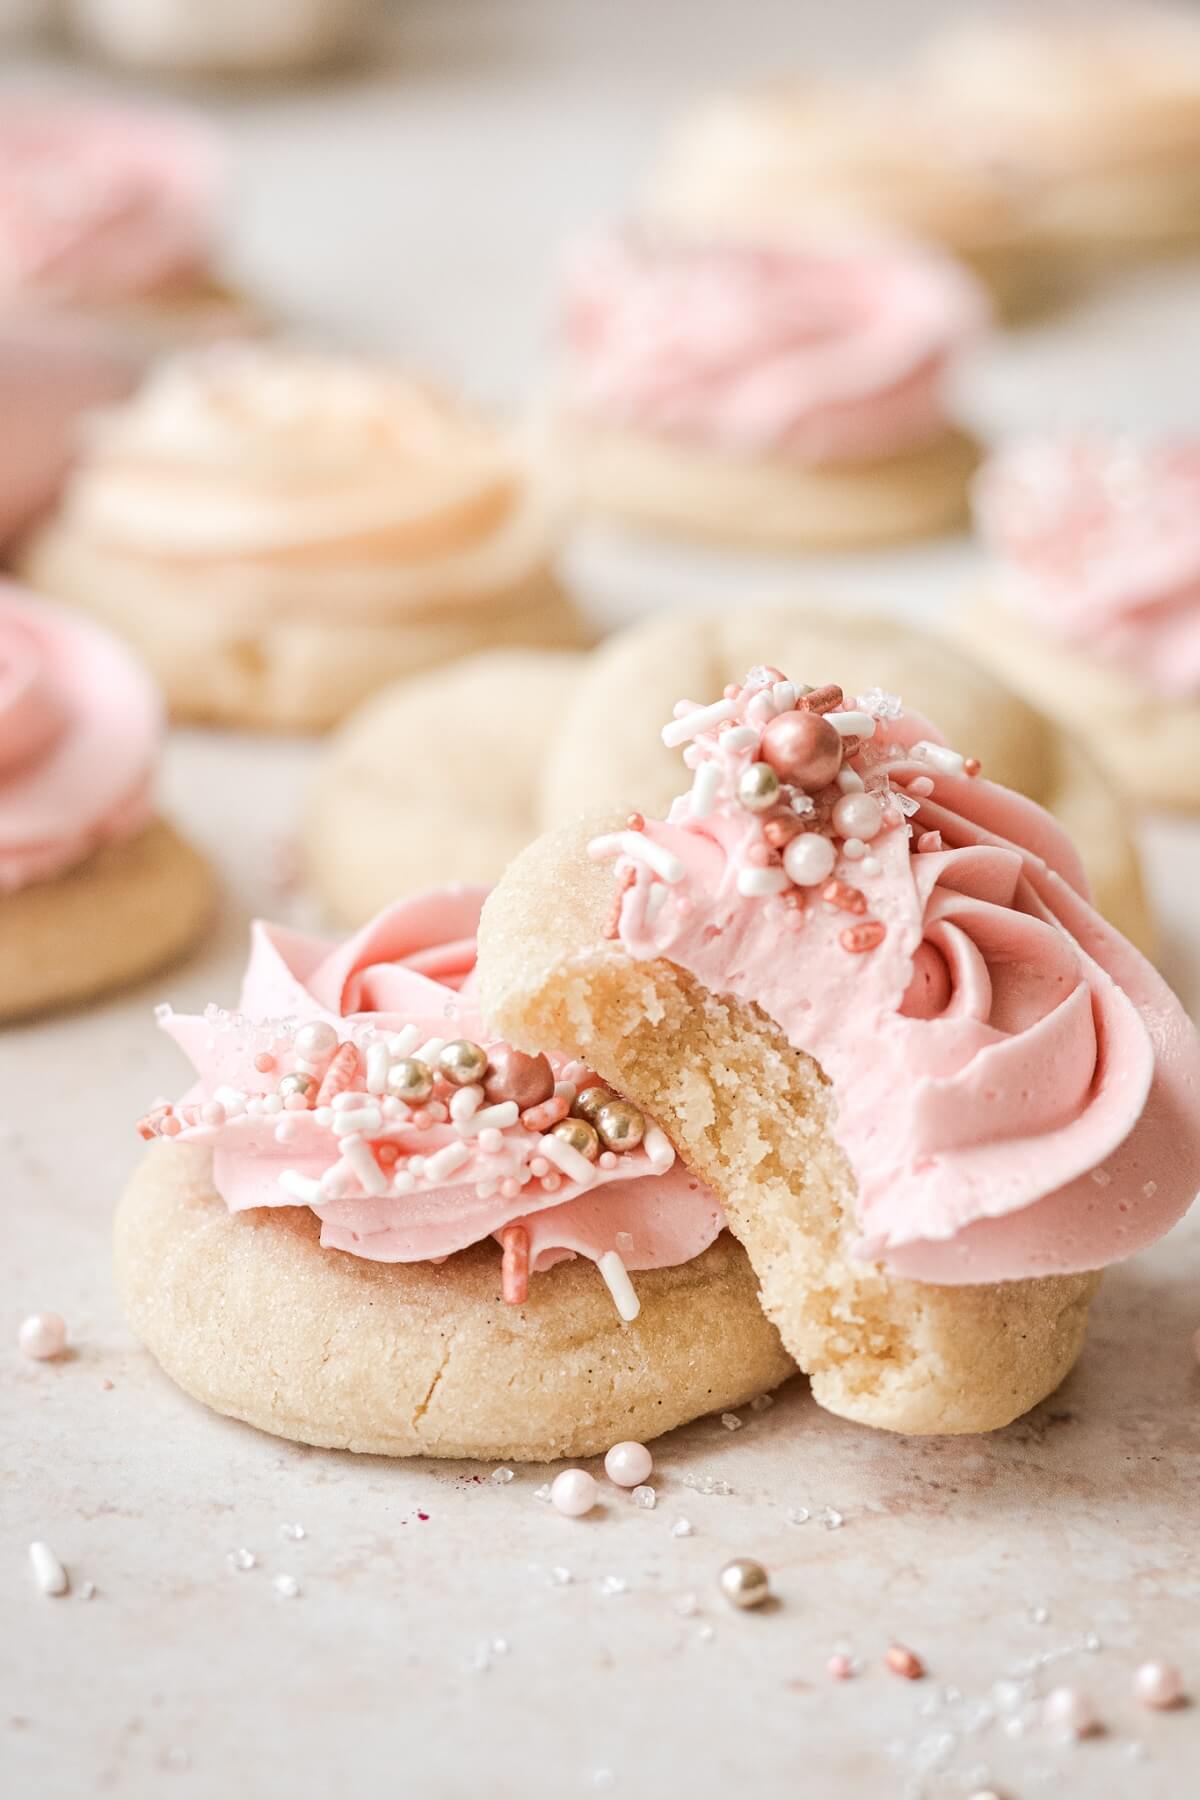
[522,1094,570,1132]
[916,830,943,853]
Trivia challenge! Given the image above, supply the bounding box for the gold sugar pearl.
[278,1072,315,1101]
[389,1057,434,1104]
[550,1117,601,1162]
[738,761,781,813]
[719,1558,771,1610]
[594,1099,645,1154]
[572,1085,614,1124]
[439,1039,489,1087]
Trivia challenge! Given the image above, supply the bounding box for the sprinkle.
[341,1134,391,1195]
[1133,1661,1184,1709]
[1042,1685,1097,1738]
[825,710,875,738]
[278,1170,323,1204]
[253,1051,276,1073]
[907,776,935,798]
[828,1653,855,1680]
[501,1225,530,1305]
[227,1547,257,1572]
[916,830,943,853]
[913,741,966,776]
[617,831,684,885]
[414,1038,445,1069]
[491,1467,515,1484]
[365,1042,392,1095]
[424,1142,472,1184]
[458,1100,519,1137]
[626,812,645,832]
[597,1251,640,1321]
[797,683,843,714]
[280,1522,306,1541]
[551,1469,598,1517]
[449,1084,484,1123]
[331,1104,383,1137]
[630,1485,656,1510]
[272,1574,300,1599]
[721,1413,743,1432]
[661,698,737,747]
[388,1025,421,1057]
[822,879,867,914]
[886,1645,925,1680]
[836,766,865,793]
[964,757,981,777]
[737,866,789,898]
[722,725,760,752]
[541,1130,597,1186]
[314,1042,359,1107]
[671,1518,694,1538]
[841,838,866,860]
[643,1126,675,1169]
[29,1542,69,1596]
[841,921,887,954]
[689,762,722,817]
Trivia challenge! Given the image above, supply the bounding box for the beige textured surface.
[478,815,1099,1435]
[19,527,586,730]
[305,647,584,925]
[4,6,1200,1796]
[539,607,1155,955]
[115,1142,794,1462]
[960,596,1200,812]
[0,818,214,1022]
[562,420,979,549]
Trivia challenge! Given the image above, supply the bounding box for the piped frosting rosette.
[592,667,1200,1284]
[142,889,723,1318]
[0,584,158,891]
[65,344,559,612]
[974,435,1200,699]
[0,103,223,306]
[559,229,986,464]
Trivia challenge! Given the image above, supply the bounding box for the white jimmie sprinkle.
[29,1542,69,1597]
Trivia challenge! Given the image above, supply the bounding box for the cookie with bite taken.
[477,664,1200,1434]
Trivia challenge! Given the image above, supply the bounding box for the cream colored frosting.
[648,77,1033,254]
[59,345,558,613]
[918,6,1200,175]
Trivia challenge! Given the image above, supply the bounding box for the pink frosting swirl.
[559,229,986,463]
[0,103,223,304]
[595,669,1200,1284]
[0,584,159,892]
[148,891,722,1299]
[974,436,1200,699]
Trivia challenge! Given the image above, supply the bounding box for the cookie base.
[561,422,980,550]
[479,816,1101,1437]
[305,648,584,928]
[115,1142,795,1461]
[0,819,213,1023]
[20,529,587,731]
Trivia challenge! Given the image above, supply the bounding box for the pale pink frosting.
[0,584,159,892]
[595,669,1200,1285]
[0,103,223,305]
[974,436,1200,699]
[558,229,986,464]
[0,313,138,546]
[150,891,723,1289]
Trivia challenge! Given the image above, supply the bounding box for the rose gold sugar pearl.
[841,921,887,954]
[885,1645,925,1680]
[253,1052,276,1073]
[964,757,981,778]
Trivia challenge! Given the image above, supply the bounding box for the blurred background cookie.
[552,228,985,549]
[963,434,1200,810]
[306,648,584,925]
[0,583,212,1020]
[19,344,588,730]
[645,77,1045,317]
